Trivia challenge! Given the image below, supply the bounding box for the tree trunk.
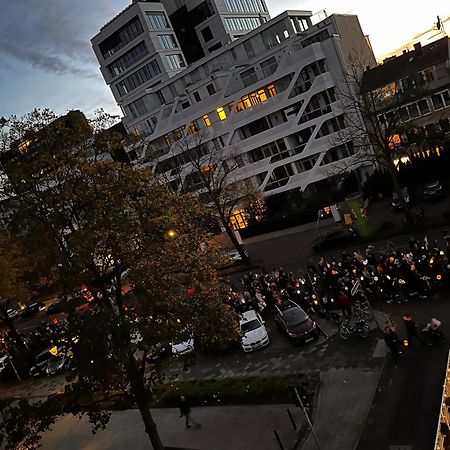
[126,351,165,450]
[387,161,412,224]
[223,223,250,264]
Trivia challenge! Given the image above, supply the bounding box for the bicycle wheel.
[357,324,370,338]
[339,323,351,340]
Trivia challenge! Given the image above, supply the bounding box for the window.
[127,97,148,119]
[224,17,261,32]
[99,17,144,59]
[188,121,199,135]
[181,101,190,109]
[244,41,255,59]
[431,91,450,110]
[166,54,185,70]
[321,142,354,165]
[217,107,227,121]
[418,99,430,115]
[193,91,201,102]
[107,42,149,77]
[223,0,266,13]
[146,12,169,29]
[203,114,212,127]
[116,60,161,96]
[241,67,257,87]
[201,26,214,42]
[423,67,435,82]
[158,34,177,49]
[207,83,216,95]
[208,42,222,52]
[260,57,277,77]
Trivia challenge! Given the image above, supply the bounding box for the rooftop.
[361,36,450,92]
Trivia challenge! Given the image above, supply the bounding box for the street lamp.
[166,229,176,238]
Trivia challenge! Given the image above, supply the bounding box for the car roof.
[240,310,258,323]
[277,300,299,312]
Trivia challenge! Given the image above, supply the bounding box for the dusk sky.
[0,0,448,120]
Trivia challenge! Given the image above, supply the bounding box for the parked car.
[392,187,410,209]
[424,180,445,201]
[21,302,46,318]
[312,227,357,252]
[45,349,73,375]
[274,300,319,343]
[239,310,269,352]
[29,348,53,377]
[46,299,65,315]
[6,308,19,319]
[217,249,244,269]
[171,337,194,356]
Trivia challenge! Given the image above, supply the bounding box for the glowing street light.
[166,229,176,238]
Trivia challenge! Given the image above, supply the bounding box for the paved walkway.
[40,404,302,450]
[302,366,383,450]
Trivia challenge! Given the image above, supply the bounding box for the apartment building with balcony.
[361,37,450,164]
[93,4,376,210]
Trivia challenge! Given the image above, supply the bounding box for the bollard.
[273,430,285,450]
[286,408,297,430]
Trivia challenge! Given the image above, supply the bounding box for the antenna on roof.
[435,15,447,36]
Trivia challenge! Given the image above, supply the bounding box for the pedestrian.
[383,325,402,359]
[179,396,201,429]
[402,313,428,345]
[338,291,352,317]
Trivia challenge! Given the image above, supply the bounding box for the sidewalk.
[301,366,383,450]
[40,404,302,450]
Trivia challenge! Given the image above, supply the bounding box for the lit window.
[242,96,252,108]
[203,115,212,127]
[267,84,277,97]
[188,121,199,135]
[258,89,267,102]
[217,107,227,121]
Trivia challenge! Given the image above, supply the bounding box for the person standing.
[403,314,428,345]
[338,291,352,317]
[383,325,402,359]
[179,396,201,429]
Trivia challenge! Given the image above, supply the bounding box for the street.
[2,212,450,450]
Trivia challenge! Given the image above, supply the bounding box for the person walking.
[403,313,428,345]
[179,396,201,429]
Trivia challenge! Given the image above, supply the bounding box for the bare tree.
[328,58,417,221]
[153,128,261,263]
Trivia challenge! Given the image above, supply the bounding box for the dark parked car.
[424,180,445,201]
[21,302,46,318]
[312,227,357,252]
[274,300,319,343]
[46,300,65,315]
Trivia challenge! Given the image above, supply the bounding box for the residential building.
[361,37,450,165]
[160,0,271,63]
[93,5,377,215]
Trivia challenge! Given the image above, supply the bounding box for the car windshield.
[241,319,261,333]
[283,308,308,327]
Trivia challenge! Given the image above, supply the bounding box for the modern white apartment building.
[92,3,376,208]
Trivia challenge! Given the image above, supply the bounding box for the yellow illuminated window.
[230,209,248,230]
[388,134,401,149]
[236,100,245,112]
[217,107,227,121]
[203,114,211,127]
[188,121,199,135]
[258,89,267,102]
[250,93,259,106]
[242,96,251,108]
[267,84,277,97]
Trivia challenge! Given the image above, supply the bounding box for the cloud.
[0,0,129,77]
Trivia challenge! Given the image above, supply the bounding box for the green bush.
[152,372,319,408]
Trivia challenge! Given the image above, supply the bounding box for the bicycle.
[339,318,370,340]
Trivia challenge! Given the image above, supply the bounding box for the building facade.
[93,4,377,211]
[361,37,450,166]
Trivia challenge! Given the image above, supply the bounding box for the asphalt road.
[358,293,450,450]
